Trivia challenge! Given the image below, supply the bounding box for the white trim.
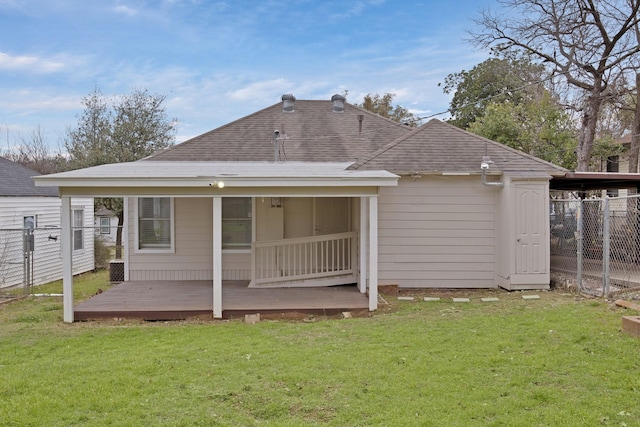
[33,161,400,190]
[213,197,222,319]
[99,217,110,234]
[71,206,85,253]
[61,197,74,323]
[123,197,130,281]
[221,197,253,250]
[359,197,367,293]
[54,186,383,198]
[133,197,175,254]
[368,195,378,311]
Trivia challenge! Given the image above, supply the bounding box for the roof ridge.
[349,119,439,170]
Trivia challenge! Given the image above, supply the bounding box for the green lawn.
[1,272,639,426]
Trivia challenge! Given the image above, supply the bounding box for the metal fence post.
[602,196,610,297]
[576,199,583,292]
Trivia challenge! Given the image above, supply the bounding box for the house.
[34,94,567,322]
[94,206,118,245]
[0,157,94,289]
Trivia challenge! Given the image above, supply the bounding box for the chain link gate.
[0,228,52,294]
[551,194,640,298]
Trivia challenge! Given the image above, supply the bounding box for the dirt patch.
[0,295,26,306]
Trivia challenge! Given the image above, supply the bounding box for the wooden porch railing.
[251,231,357,287]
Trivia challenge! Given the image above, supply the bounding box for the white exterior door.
[515,184,547,275]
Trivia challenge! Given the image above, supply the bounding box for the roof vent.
[331,94,346,113]
[282,94,296,112]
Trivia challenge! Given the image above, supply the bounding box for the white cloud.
[113,4,138,17]
[0,51,65,73]
[0,89,80,112]
[227,79,294,103]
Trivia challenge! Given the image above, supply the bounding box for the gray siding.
[378,176,497,288]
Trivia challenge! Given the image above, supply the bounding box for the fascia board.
[34,176,399,188]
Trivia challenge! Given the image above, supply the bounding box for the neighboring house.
[0,157,94,289]
[605,135,631,198]
[94,206,118,245]
[35,94,567,321]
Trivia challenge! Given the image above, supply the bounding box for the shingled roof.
[0,157,58,197]
[349,119,568,176]
[144,95,412,163]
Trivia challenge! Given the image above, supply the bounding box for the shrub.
[94,236,111,270]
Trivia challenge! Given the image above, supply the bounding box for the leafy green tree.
[66,88,175,167]
[468,92,578,169]
[441,55,546,129]
[65,88,177,258]
[358,93,421,126]
[65,88,113,168]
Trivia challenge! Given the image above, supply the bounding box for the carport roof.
[550,172,640,192]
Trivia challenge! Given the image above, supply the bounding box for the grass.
[1,273,639,426]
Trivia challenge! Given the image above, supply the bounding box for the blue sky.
[0,0,495,150]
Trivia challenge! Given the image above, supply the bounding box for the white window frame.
[222,197,253,253]
[134,197,175,253]
[99,217,110,234]
[72,207,84,252]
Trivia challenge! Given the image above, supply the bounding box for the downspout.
[480,155,504,188]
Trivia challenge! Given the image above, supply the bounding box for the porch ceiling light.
[209,181,225,188]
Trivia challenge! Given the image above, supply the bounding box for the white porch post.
[359,197,368,293]
[213,197,223,318]
[61,196,74,323]
[368,195,378,311]
[123,197,129,281]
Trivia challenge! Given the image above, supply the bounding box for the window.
[138,197,172,250]
[99,217,110,234]
[73,209,84,251]
[222,198,252,250]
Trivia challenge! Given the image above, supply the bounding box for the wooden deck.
[74,280,369,321]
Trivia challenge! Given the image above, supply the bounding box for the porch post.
[368,195,378,311]
[213,197,223,318]
[359,197,368,293]
[61,196,74,323]
[123,197,129,281]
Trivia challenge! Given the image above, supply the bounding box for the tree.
[358,93,421,126]
[65,88,177,258]
[468,92,579,169]
[440,54,547,129]
[630,74,640,173]
[471,0,640,171]
[65,88,113,169]
[0,125,68,174]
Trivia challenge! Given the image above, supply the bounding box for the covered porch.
[34,161,398,322]
[74,280,370,320]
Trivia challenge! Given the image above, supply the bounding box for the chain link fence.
[0,225,124,295]
[551,194,640,299]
